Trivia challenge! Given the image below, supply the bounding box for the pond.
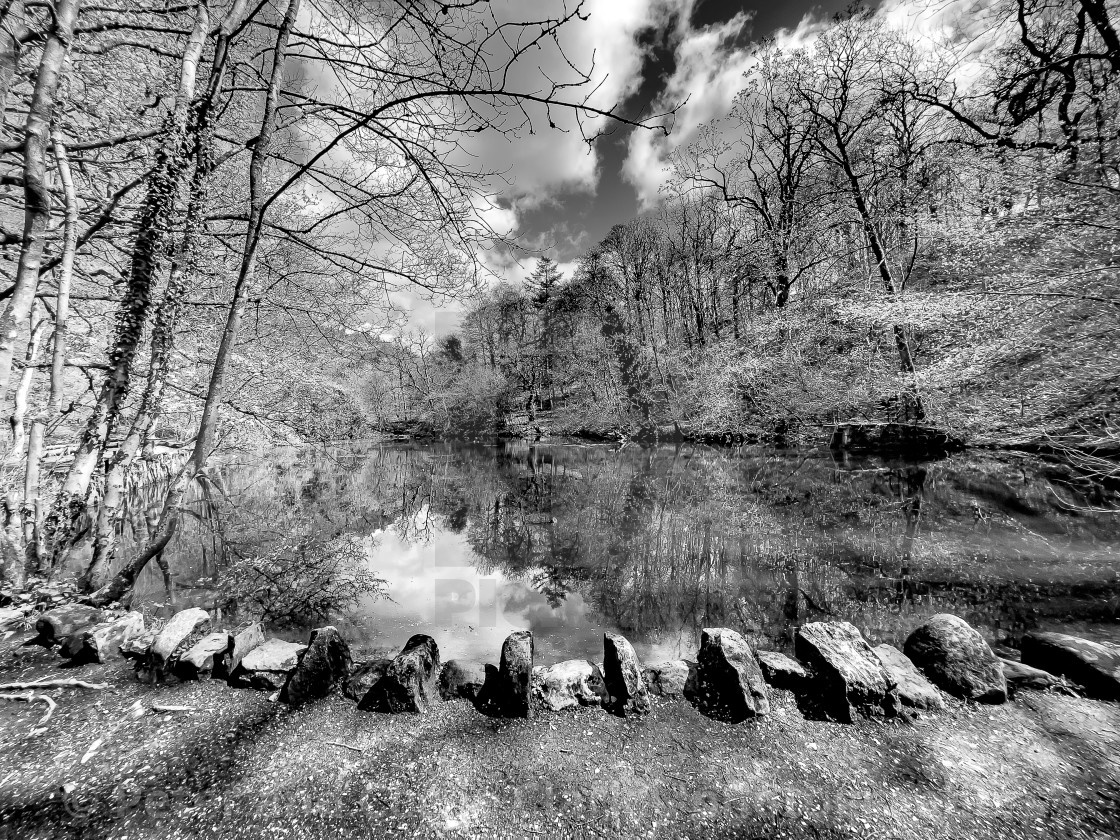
[126,440,1120,665]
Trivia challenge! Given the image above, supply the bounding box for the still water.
[131,440,1120,665]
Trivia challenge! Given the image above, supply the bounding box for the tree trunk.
[47,0,213,569]
[87,0,300,607]
[22,130,77,565]
[0,0,79,406]
[0,0,24,126]
[7,313,43,458]
[835,133,926,421]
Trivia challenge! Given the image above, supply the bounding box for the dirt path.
[1,641,1119,840]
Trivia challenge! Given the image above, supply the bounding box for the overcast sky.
[406,0,875,335]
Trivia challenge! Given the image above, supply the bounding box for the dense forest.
[386,2,1120,461]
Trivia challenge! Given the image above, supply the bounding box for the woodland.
[397,2,1120,460]
[0,0,1117,609]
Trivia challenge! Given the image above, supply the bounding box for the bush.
[223,532,386,625]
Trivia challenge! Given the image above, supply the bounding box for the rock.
[904,614,1007,704]
[120,628,157,661]
[59,611,145,665]
[280,626,352,708]
[755,651,809,692]
[497,630,534,718]
[439,659,487,702]
[345,659,392,702]
[603,633,649,716]
[1000,657,1073,695]
[358,634,440,713]
[0,605,31,631]
[795,621,896,722]
[176,632,234,681]
[33,604,103,645]
[1020,631,1120,700]
[229,638,307,690]
[214,623,265,680]
[642,660,697,698]
[533,660,607,711]
[148,608,211,681]
[873,644,944,710]
[695,627,770,722]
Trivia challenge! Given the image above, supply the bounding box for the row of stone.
[28,603,1120,723]
[268,615,1120,723]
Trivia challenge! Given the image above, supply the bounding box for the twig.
[151,704,197,713]
[325,740,364,752]
[0,678,109,691]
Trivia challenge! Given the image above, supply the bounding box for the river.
[122,440,1120,664]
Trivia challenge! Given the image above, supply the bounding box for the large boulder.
[60,611,144,665]
[345,659,392,702]
[492,630,534,718]
[755,651,809,692]
[229,638,307,690]
[358,634,440,713]
[904,615,1007,704]
[642,660,697,698]
[695,627,770,722]
[1020,631,1120,700]
[795,621,896,722]
[603,633,649,716]
[280,626,352,708]
[873,644,944,711]
[33,604,103,646]
[147,608,211,682]
[176,632,235,681]
[533,660,607,711]
[214,623,265,680]
[439,659,487,702]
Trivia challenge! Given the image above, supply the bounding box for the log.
[60,611,145,665]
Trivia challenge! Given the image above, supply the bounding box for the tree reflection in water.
[113,441,1120,658]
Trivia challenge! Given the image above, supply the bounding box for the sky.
[515,0,857,256]
[402,0,866,335]
[405,0,875,335]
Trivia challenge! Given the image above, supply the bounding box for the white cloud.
[622,0,1007,208]
[624,11,830,207]
[458,0,695,215]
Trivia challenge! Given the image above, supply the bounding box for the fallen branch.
[0,691,58,728]
[0,678,109,691]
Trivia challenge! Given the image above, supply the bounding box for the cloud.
[624,12,829,208]
[457,0,695,217]
[622,0,1006,209]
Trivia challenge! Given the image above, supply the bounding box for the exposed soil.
[1,636,1119,840]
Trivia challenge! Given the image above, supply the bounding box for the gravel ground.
[2,638,1119,840]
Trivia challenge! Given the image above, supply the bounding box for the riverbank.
[2,637,1118,840]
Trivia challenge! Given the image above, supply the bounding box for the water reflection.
[121,441,1120,663]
